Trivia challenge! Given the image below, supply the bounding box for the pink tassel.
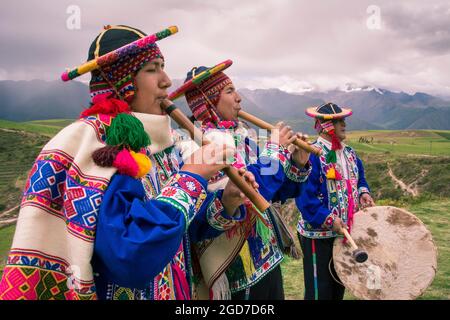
[343,180,355,244]
[335,169,343,181]
[112,149,139,177]
[171,263,191,300]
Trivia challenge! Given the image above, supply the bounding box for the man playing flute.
[0,25,255,300]
[175,62,312,300]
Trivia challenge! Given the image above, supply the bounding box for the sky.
[1,0,449,97]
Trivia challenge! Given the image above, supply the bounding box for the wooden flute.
[238,110,322,156]
[161,100,271,214]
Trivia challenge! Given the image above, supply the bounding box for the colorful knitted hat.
[306,103,353,166]
[62,25,178,179]
[87,25,164,103]
[305,102,352,120]
[183,64,233,126]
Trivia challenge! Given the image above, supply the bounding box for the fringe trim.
[210,273,231,300]
[288,244,303,260]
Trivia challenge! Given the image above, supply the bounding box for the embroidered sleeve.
[356,156,371,196]
[205,189,246,231]
[155,171,208,230]
[358,186,371,195]
[260,142,311,182]
[322,208,339,230]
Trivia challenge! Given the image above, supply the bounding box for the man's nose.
[160,71,172,89]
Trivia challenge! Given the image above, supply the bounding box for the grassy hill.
[0,119,72,137]
[0,120,448,299]
[0,119,73,212]
[281,199,450,300]
[347,130,450,156]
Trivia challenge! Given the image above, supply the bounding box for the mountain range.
[0,80,449,134]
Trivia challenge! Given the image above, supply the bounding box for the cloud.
[382,1,450,55]
[0,0,449,97]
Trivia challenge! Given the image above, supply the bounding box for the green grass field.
[346,130,450,156]
[0,224,15,279]
[0,119,71,137]
[281,199,450,300]
[0,121,448,299]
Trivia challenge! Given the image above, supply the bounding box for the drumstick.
[238,110,322,156]
[341,228,368,263]
[161,101,271,214]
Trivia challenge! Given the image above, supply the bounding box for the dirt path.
[387,166,427,197]
[0,218,17,227]
[0,205,19,218]
[0,205,19,228]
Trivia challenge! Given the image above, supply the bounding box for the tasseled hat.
[184,65,233,127]
[306,102,352,166]
[87,25,164,103]
[62,25,177,178]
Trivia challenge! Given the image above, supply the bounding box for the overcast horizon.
[1,0,449,97]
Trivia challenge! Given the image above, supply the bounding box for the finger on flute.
[238,110,322,156]
[161,100,270,213]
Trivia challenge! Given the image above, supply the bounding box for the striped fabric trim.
[206,194,245,231]
[312,239,319,300]
[358,186,370,195]
[155,173,207,230]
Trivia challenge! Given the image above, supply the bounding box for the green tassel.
[106,113,151,151]
[326,150,337,164]
[256,217,271,246]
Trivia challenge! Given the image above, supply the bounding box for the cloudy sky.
[1,0,449,97]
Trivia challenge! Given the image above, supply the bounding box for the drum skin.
[333,206,437,300]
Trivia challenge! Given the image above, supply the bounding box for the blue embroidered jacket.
[295,138,371,239]
[192,124,311,294]
[93,146,241,300]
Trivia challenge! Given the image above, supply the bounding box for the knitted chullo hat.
[77,25,170,179]
[184,66,233,126]
[306,102,352,166]
[87,25,164,103]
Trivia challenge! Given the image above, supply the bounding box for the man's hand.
[289,133,311,167]
[270,122,297,147]
[222,168,259,216]
[331,217,346,234]
[181,143,235,181]
[360,193,375,209]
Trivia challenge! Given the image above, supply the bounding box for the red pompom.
[80,93,130,118]
[331,132,342,150]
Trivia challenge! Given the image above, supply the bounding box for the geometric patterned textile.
[0,249,96,300]
[0,116,113,300]
[0,111,232,300]
[21,149,109,242]
[296,139,366,239]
